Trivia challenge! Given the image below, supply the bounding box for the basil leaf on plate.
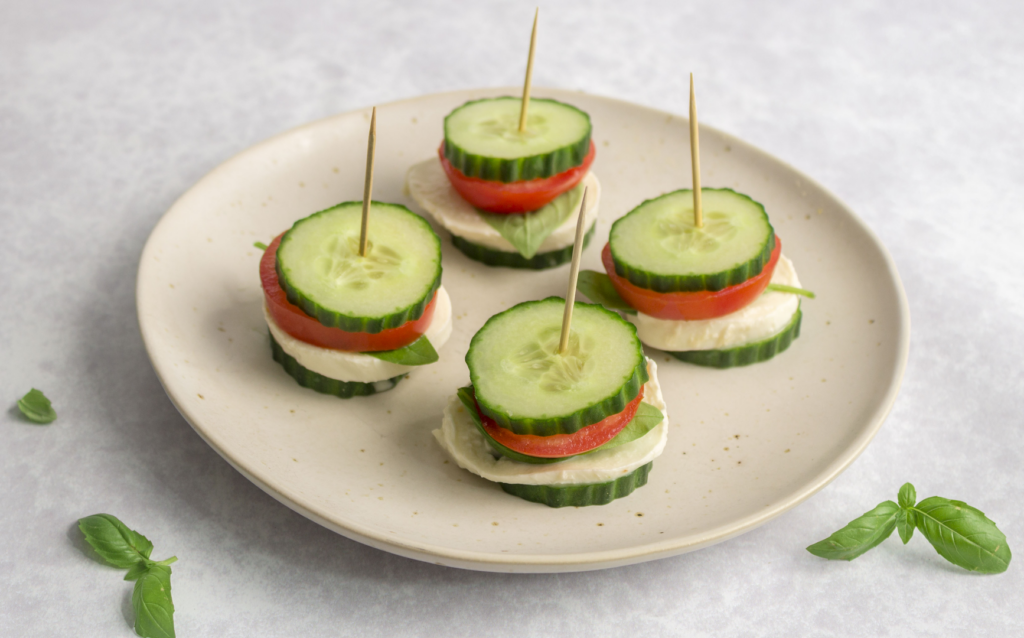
[477,183,583,259]
[806,500,900,561]
[913,496,1011,574]
[132,564,176,638]
[367,336,438,366]
[576,270,637,314]
[253,241,268,250]
[78,514,154,569]
[17,388,57,424]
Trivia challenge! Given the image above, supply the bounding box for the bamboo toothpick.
[558,186,589,354]
[359,106,378,257]
[689,73,703,228]
[518,8,539,132]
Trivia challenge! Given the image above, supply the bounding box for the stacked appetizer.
[433,297,669,507]
[260,201,452,397]
[580,188,804,367]
[406,96,601,269]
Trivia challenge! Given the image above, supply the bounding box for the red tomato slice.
[602,237,782,321]
[438,140,596,214]
[260,234,436,352]
[476,387,644,458]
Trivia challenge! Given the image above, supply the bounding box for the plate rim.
[136,86,911,572]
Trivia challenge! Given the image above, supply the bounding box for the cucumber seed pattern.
[314,234,402,291]
[503,327,592,392]
[474,113,547,143]
[659,210,738,254]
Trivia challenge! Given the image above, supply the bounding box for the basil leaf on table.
[17,388,57,423]
[132,564,176,638]
[367,336,438,366]
[806,500,900,561]
[576,271,637,315]
[913,496,1011,574]
[477,183,583,259]
[78,514,155,569]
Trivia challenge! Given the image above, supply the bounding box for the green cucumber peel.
[766,283,815,298]
[806,483,1012,574]
[78,514,177,637]
[477,183,583,259]
[576,270,636,314]
[367,336,438,366]
[17,388,56,424]
[253,241,268,250]
[457,386,662,464]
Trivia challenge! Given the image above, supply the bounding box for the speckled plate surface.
[136,88,909,573]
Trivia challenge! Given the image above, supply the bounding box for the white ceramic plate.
[137,88,909,573]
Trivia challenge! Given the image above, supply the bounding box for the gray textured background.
[2,1,1022,636]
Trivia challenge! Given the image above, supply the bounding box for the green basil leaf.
[132,564,175,638]
[912,497,1012,574]
[17,388,57,424]
[806,500,900,561]
[253,241,268,250]
[456,387,482,427]
[477,183,583,259]
[593,402,664,452]
[78,514,154,569]
[367,336,438,366]
[124,561,150,582]
[897,510,916,545]
[898,482,916,509]
[576,270,637,315]
[766,284,816,298]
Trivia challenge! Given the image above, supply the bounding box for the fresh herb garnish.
[766,284,816,298]
[807,483,1011,574]
[367,335,439,366]
[477,183,583,259]
[79,514,177,637]
[576,271,636,314]
[17,388,56,423]
[253,241,269,250]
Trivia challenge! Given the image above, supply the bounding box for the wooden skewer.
[689,73,703,228]
[518,8,539,132]
[559,186,589,354]
[359,106,377,257]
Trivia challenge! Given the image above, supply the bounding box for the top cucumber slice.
[444,97,591,183]
[276,201,442,333]
[466,297,648,437]
[609,188,775,292]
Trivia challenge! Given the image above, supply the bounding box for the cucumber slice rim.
[276,200,442,334]
[610,187,776,292]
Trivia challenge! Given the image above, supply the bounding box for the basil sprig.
[807,483,1012,574]
[79,514,177,637]
[17,388,57,423]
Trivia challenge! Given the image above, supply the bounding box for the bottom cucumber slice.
[500,462,653,508]
[450,222,595,270]
[668,306,802,368]
[270,333,406,397]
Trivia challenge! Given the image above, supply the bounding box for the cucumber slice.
[610,188,775,292]
[276,201,441,333]
[450,222,595,270]
[444,97,591,182]
[467,298,648,436]
[270,333,406,397]
[668,306,802,368]
[500,462,653,507]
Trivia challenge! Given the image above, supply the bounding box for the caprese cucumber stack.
[406,96,601,269]
[260,200,452,397]
[433,297,668,507]
[579,188,808,367]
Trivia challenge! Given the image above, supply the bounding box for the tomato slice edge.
[602,236,782,321]
[438,140,596,214]
[260,234,436,352]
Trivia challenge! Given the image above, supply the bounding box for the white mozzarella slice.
[265,286,452,383]
[405,158,601,253]
[631,255,802,351]
[432,358,667,486]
